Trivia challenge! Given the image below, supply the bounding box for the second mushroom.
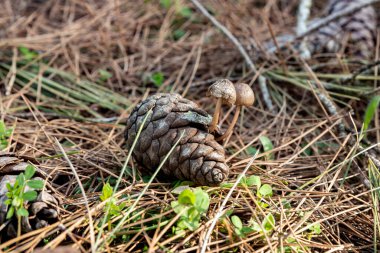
[216,83,255,141]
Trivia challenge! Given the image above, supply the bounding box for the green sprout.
[0,120,13,150]
[4,165,44,237]
[99,183,126,231]
[171,187,210,235]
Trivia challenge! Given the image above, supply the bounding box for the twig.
[55,138,96,253]
[190,0,275,112]
[269,0,380,53]
[200,151,259,253]
[349,60,380,83]
[296,0,312,59]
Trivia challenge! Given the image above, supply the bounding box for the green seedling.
[259,136,274,160]
[98,69,113,82]
[248,213,276,235]
[231,215,255,238]
[160,0,193,18]
[19,46,38,61]
[232,212,276,238]
[150,72,165,87]
[0,120,13,150]
[100,183,126,230]
[4,164,44,237]
[171,187,210,235]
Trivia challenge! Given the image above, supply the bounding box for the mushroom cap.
[207,79,236,105]
[234,83,255,106]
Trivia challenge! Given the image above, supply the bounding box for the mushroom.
[207,79,236,133]
[216,83,254,141]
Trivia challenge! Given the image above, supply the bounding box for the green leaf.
[259,184,273,197]
[220,182,233,188]
[5,128,13,137]
[178,189,196,205]
[363,95,380,134]
[98,69,113,81]
[6,206,14,219]
[171,200,187,215]
[160,0,172,9]
[6,182,12,192]
[179,7,192,18]
[282,199,291,209]
[27,179,44,189]
[16,173,25,187]
[246,147,259,156]
[150,72,164,87]
[231,215,243,230]
[17,207,29,217]
[249,220,262,232]
[241,226,255,234]
[173,29,186,40]
[19,46,38,61]
[193,188,209,213]
[25,164,36,180]
[262,213,275,232]
[246,175,261,188]
[100,183,113,201]
[309,223,321,234]
[23,190,38,201]
[12,196,22,207]
[171,185,191,195]
[259,136,274,159]
[0,121,5,135]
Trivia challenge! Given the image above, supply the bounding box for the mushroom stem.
[216,106,241,141]
[209,98,222,132]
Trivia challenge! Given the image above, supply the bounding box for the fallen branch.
[190,0,275,112]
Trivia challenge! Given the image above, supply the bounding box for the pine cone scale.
[125,93,229,186]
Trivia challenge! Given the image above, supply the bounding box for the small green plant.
[0,120,13,150]
[19,46,38,61]
[150,72,165,87]
[241,175,273,197]
[231,215,255,238]
[171,187,210,235]
[282,223,321,252]
[259,136,274,159]
[231,212,276,238]
[160,0,193,18]
[100,183,126,230]
[98,69,113,82]
[248,213,276,234]
[4,164,44,236]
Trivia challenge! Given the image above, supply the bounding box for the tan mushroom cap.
[207,79,236,105]
[234,83,254,106]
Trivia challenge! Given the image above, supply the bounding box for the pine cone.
[0,153,59,239]
[306,0,377,58]
[124,93,229,186]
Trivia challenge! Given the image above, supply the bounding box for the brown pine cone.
[0,153,59,239]
[124,93,229,186]
[306,0,377,58]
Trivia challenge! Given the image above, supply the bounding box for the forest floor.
[0,0,380,252]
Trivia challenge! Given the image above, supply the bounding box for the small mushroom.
[207,79,236,133]
[217,83,255,141]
